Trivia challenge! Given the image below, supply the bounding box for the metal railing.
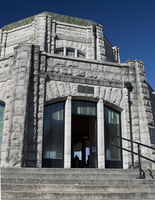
[112,135,155,179]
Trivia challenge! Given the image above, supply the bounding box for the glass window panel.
[77,52,85,58]
[66,50,75,57]
[72,101,96,116]
[104,106,121,162]
[0,104,5,160]
[54,50,63,55]
[43,102,64,160]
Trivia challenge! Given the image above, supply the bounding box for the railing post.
[138,144,142,178]
[138,143,145,179]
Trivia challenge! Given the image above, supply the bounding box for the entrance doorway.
[71,116,97,168]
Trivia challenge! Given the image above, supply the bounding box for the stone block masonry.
[0,12,154,169]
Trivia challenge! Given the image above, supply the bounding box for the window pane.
[54,50,63,55]
[43,102,64,160]
[66,50,75,57]
[77,52,85,58]
[0,104,5,160]
[104,106,122,163]
[72,101,96,116]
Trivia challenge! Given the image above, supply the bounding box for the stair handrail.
[112,135,155,179]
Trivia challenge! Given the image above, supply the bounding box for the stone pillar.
[64,96,72,168]
[47,15,52,53]
[0,29,3,57]
[126,59,154,169]
[35,14,47,51]
[134,60,154,168]
[97,99,105,168]
[1,43,33,167]
[1,31,7,57]
[51,22,56,54]
[36,54,46,167]
[86,27,93,60]
[96,24,106,61]
[121,88,130,169]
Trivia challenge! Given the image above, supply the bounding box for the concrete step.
[2,177,155,185]
[1,167,141,174]
[1,183,155,192]
[2,168,154,179]
[2,190,155,199]
[2,199,155,200]
[1,172,143,179]
[1,168,155,200]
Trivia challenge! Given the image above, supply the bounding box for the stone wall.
[127,60,154,168]
[0,43,154,168]
[151,92,155,125]
[0,11,154,169]
[0,24,35,57]
[0,44,44,167]
[0,13,120,63]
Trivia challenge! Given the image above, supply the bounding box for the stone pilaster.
[0,29,2,57]
[47,15,52,53]
[64,96,72,168]
[22,44,41,167]
[96,24,106,61]
[1,31,7,57]
[36,54,46,167]
[1,43,33,167]
[127,60,154,168]
[35,14,47,51]
[86,27,93,60]
[97,99,105,168]
[135,60,154,168]
[51,21,56,54]
[121,88,130,168]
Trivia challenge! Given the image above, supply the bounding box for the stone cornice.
[41,52,129,68]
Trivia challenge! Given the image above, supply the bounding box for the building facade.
[0,12,155,169]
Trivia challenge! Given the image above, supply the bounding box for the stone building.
[0,12,154,169]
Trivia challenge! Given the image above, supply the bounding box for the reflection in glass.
[72,101,96,116]
[104,106,122,168]
[77,52,85,58]
[66,50,75,57]
[54,50,63,55]
[43,102,64,167]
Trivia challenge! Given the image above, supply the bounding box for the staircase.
[1,168,155,200]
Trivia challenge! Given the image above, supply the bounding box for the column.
[97,99,105,168]
[64,96,72,168]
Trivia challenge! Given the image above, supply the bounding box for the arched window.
[54,49,64,55]
[77,51,85,58]
[66,49,75,57]
[42,102,65,168]
[0,103,5,161]
[54,48,85,58]
[104,106,122,168]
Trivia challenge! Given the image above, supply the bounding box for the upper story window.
[77,51,85,58]
[66,49,75,57]
[55,49,64,55]
[54,48,85,58]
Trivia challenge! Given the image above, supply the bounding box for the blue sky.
[0,0,155,90]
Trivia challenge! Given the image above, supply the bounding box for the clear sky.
[0,0,155,90]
